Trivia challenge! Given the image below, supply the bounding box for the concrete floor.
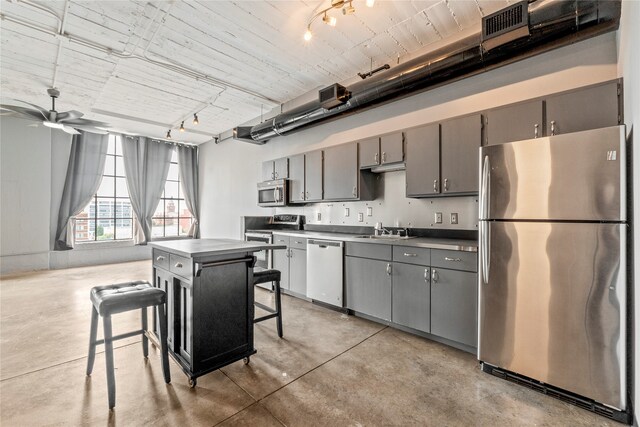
[0,261,616,426]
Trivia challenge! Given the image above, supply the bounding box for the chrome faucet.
[374,222,392,236]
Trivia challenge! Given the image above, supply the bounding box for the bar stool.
[253,269,283,338]
[86,281,171,409]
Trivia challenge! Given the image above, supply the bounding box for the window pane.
[115,177,129,198]
[79,200,95,219]
[179,218,192,236]
[115,219,132,240]
[115,199,132,219]
[96,219,114,240]
[154,201,164,218]
[164,180,179,199]
[165,199,178,217]
[115,136,123,155]
[97,176,113,197]
[179,202,192,218]
[115,156,125,176]
[166,163,179,181]
[96,198,114,218]
[75,219,92,242]
[107,136,116,155]
[165,221,178,237]
[103,155,115,176]
[171,148,178,163]
[152,219,165,237]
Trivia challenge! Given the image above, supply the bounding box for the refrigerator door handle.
[480,221,490,285]
[480,155,490,220]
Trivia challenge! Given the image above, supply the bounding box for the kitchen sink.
[355,235,415,240]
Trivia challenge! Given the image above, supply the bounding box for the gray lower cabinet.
[289,154,305,203]
[272,234,290,290]
[305,150,323,202]
[430,268,477,347]
[359,137,380,168]
[391,262,430,333]
[289,247,307,296]
[546,80,621,136]
[324,143,358,200]
[345,256,392,321]
[485,100,543,145]
[405,123,440,197]
[380,131,404,164]
[440,114,482,194]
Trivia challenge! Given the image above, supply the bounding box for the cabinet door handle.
[374,152,379,164]
[294,240,303,244]
[300,191,305,200]
[444,178,449,192]
[433,179,439,193]
[432,269,438,283]
[534,123,539,138]
[424,268,429,282]
[444,256,461,262]
[175,262,183,268]
[271,172,275,179]
[275,171,278,178]
[285,249,290,258]
[386,263,392,275]
[381,152,386,163]
[403,253,417,257]
[156,256,165,262]
[550,120,556,136]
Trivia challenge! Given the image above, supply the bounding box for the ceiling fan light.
[366,0,375,7]
[193,114,199,125]
[180,121,185,132]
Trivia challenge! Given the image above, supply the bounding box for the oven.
[257,179,288,207]
[244,231,273,271]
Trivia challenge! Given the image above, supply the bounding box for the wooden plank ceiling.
[0,0,510,144]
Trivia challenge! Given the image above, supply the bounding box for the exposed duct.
[242,0,620,143]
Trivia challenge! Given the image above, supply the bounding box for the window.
[75,135,134,242]
[152,149,192,238]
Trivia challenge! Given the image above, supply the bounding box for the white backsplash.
[276,171,478,230]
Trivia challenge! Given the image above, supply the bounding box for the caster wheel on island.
[243,357,251,365]
[189,378,197,388]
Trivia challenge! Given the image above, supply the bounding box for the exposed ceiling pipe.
[246,0,621,143]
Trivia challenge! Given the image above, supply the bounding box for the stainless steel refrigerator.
[478,126,628,415]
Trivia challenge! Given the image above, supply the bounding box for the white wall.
[617,0,640,422]
[0,116,150,275]
[199,32,619,239]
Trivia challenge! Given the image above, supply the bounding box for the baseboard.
[0,252,49,276]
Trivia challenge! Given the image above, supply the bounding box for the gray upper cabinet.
[392,262,430,333]
[305,150,323,202]
[262,160,275,181]
[272,234,290,290]
[485,100,543,145]
[405,123,440,197]
[430,268,477,348]
[440,114,482,195]
[359,137,380,168]
[380,132,404,164]
[289,247,307,296]
[289,154,305,203]
[274,157,289,179]
[345,256,392,321]
[324,143,358,200]
[546,80,621,136]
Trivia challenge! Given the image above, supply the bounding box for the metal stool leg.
[141,307,149,358]
[103,315,116,409]
[156,303,171,384]
[86,306,99,376]
[274,280,283,338]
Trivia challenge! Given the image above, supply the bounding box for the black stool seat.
[253,269,281,285]
[252,269,283,338]
[90,281,165,315]
[86,280,170,409]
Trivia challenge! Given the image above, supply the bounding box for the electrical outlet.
[316,212,322,221]
[358,212,364,222]
[344,208,350,217]
[435,212,443,224]
[450,213,458,224]
[366,206,373,216]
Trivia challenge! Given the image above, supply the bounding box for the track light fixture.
[193,113,199,125]
[180,121,185,132]
[304,0,373,42]
[166,129,172,139]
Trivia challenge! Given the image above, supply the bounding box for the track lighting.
[166,130,172,139]
[304,26,313,41]
[322,12,337,26]
[305,0,373,41]
[343,1,356,15]
[366,0,374,7]
[193,113,199,125]
[180,121,185,132]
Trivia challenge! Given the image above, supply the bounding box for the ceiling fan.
[0,88,110,135]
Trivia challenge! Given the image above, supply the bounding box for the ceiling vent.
[482,1,530,51]
[319,84,351,109]
[233,125,265,145]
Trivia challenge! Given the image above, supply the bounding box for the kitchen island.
[149,238,285,387]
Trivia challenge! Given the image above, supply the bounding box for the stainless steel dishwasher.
[306,239,344,307]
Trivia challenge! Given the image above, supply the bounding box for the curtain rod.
[122,134,197,149]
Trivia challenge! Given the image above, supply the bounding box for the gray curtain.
[55,131,109,250]
[177,145,200,238]
[122,136,173,245]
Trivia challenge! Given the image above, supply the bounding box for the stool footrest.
[254,302,277,314]
[94,329,145,345]
[255,313,279,323]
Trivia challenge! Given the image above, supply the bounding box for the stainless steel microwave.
[257,179,288,207]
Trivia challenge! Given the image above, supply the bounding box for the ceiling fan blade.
[9,100,49,119]
[0,104,47,121]
[61,118,110,127]
[61,125,80,135]
[56,110,84,121]
[73,125,109,135]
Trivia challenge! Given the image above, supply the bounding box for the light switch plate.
[435,212,443,224]
[366,206,373,217]
[450,213,458,224]
[358,212,364,222]
[344,208,350,217]
[316,212,322,221]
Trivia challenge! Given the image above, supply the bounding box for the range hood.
[234,0,620,144]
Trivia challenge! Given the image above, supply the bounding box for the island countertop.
[150,238,286,259]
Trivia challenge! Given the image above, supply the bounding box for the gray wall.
[199,32,619,239]
[0,116,150,275]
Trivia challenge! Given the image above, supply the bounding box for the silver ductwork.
[241,0,620,143]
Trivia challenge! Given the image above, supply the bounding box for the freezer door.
[478,221,626,410]
[479,126,625,221]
